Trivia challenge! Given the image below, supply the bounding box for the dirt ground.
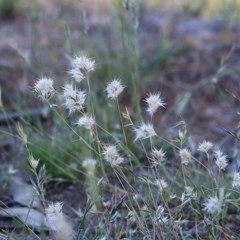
[0,1,240,238]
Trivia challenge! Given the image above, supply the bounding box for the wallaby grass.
[1,1,240,240]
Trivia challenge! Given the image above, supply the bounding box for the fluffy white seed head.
[179,148,192,165]
[45,202,74,240]
[102,145,124,165]
[203,196,220,214]
[134,122,157,141]
[106,78,124,100]
[214,150,228,171]
[72,55,95,72]
[69,68,85,83]
[76,91,86,106]
[77,114,96,130]
[232,172,240,188]
[82,158,97,175]
[64,98,77,113]
[145,92,166,116]
[63,90,86,114]
[154,205,169,225]
[154,179,168,192]
[151,148,166,166]
[69,55,95,82]
[198,140,213,153]
[63,84,77,99]
[34,77,54,100]
[46,202,63,221]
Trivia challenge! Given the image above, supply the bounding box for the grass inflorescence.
[12,52,239,239]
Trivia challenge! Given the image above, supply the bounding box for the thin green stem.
[116,99,128,147]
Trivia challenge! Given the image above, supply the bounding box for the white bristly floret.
[134,122,157,141]
[69,55,95,82]
[77,114,95,130]
[72,55,95,72]
[63,84,77,99]
[151,148,166,165]
[63,90,86,114]
[232,172,240,188]
[154,179,168,192]
[102,145,124,165]
[34,77,54,100]
[106,78,124,100]
[198,140,213,153]
[69,68,84,83]
[203,196,220,214]
[214,149,228,171]
[145,92,166,116]
[45,202,74,240]
[75,91,86,108]
[179,148,192,165]
[154,205,169,225]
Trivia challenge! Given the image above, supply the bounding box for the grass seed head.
[106,78,125,100]
[103,145,124,165]
[232,172,240,188]
[69,67,85,83]
[45,202,74,240]
[134,122,157,141]
[145,92,166,116]
[154,205,169,225]
[179,148,192,165]
[70,55,95,82]
[16,122,27,145]
[63,83,77,99]
[29,154,39,170]
[203,196,220,214]
[77,114,96,130]
[72,55,95,73]
[34,77,54,100]
[63,89,86,114]
[198,140,213,153]
[214,150,228,171]
[151,148,166,166]
[155,179,168,192]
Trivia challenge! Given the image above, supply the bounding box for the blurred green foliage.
[0,0,17,18]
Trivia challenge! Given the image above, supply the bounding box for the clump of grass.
[16,52,238,239]
[3,3,240,238]
[27,127,83,181]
